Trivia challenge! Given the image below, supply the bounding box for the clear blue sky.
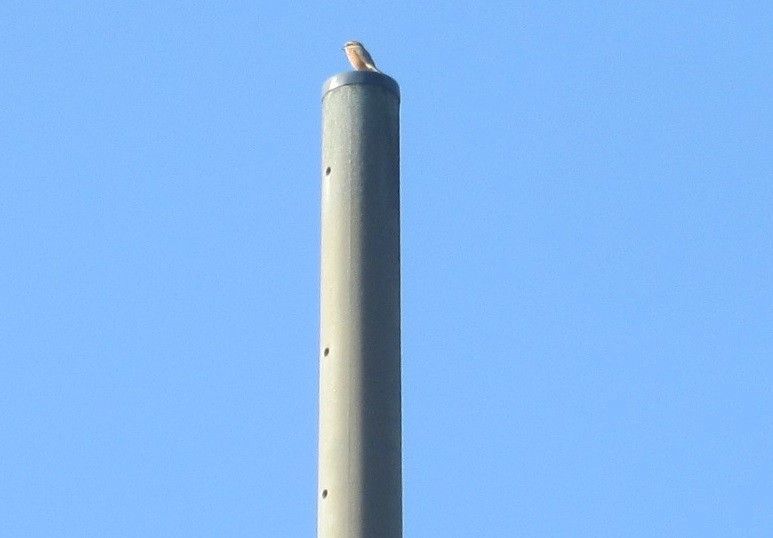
[2,2,771,536]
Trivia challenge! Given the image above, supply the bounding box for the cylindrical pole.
[317,71,402,538]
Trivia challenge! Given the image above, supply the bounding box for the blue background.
[2,2,771,536]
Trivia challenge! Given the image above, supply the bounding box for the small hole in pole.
[325,167,331,176]
[323,348,329,357]
[322,489,328,499]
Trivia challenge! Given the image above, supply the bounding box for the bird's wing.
[361,49,378,69]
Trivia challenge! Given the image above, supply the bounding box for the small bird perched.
[343,41,381,73]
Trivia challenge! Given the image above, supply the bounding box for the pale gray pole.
[317,71,402,538]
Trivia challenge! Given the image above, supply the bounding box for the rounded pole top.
[322,71,400,102]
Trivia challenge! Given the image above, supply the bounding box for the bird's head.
[343,41,363,50]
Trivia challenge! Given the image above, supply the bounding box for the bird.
[343,41,381,73]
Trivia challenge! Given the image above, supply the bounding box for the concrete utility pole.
[317,71,402,538]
